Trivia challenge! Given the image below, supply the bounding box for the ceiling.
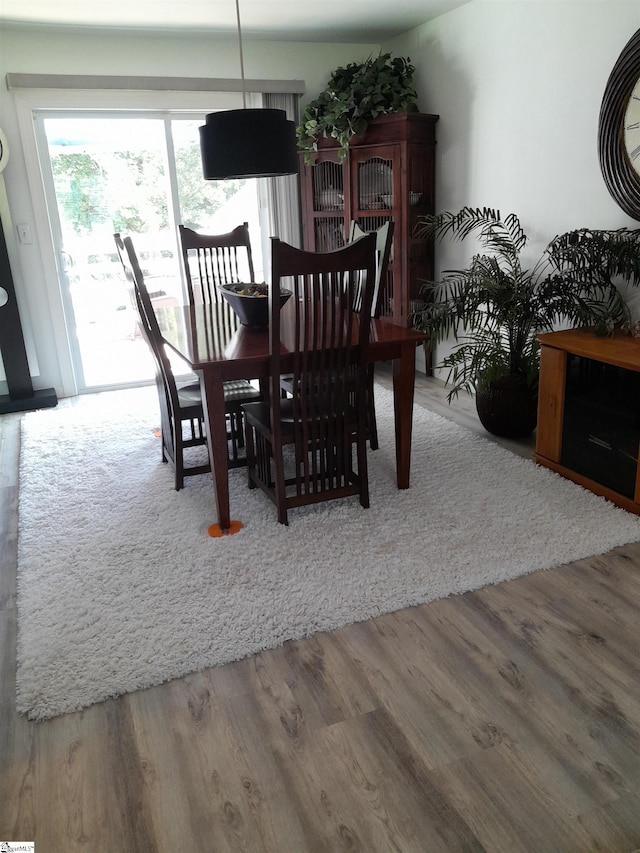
[0,0,473,43]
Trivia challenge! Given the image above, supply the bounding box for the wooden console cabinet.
[535,328,640,514]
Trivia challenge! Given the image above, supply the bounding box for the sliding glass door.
[37,111,261,391]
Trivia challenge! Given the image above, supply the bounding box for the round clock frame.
[598,27,640,221]
[0,127,9,174]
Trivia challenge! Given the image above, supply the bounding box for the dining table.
[157,299,427,536]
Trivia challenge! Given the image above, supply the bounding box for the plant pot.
[475,374,538,438]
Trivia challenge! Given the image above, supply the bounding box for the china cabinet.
[299,112,439,329]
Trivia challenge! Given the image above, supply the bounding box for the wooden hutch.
[299,112,439,332]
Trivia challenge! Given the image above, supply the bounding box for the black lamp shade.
[199,108,298,180]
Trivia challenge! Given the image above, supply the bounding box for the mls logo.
[0,844,35,852]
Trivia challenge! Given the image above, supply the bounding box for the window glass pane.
[40,111,266,391]
[172,118,264,280]
[46,116,186,388]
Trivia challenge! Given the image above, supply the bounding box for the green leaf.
[296,51,417,159]
[412,208,640,397]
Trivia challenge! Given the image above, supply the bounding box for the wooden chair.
[242,234,378,525]
[280,221,393,450]
[348,219,394,318]
[114,233,261,489]
[179,222,255,305]
[347,220,394,449]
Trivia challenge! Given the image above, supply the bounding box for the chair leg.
[228,411,239,464]
[367,367,378,450]
[357,436,370,509]
[235,411,246,449]
[244,417,257,489]
[174,423,185,491]
[272,441,289,525]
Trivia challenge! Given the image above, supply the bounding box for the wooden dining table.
[157,299,427,536]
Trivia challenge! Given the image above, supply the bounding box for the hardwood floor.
[1,371,640,852]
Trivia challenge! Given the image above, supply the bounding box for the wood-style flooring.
[1,371,640,852]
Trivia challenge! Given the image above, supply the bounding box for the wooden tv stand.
[535,328,640,515]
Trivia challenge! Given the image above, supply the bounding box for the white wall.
[0,23,379,396]
[387,0,640,373]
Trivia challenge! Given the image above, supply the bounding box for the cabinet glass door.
[351,148,396,318]
[310,159,345,251]
[356,156,394,213]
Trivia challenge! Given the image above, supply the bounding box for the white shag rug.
[16,385,640,721]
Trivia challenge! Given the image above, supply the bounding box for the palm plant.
[413,207,640,402]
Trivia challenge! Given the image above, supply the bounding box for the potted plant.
[297,52,418,164]
[413,207,640,437]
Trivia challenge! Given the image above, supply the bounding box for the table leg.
[393,342,416,489]
[198,368,243,537]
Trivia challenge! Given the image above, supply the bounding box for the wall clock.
[0,127,8,307]
[598,27,640,220]
[0,127,8,173]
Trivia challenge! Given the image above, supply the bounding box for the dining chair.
[347,220,394,450]
[280,220,393,450]
[242,233,378,525]
[179,222,255,305]
[348,219,394,319]
[114,233,261,489]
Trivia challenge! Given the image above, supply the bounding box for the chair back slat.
[179,223,255,305]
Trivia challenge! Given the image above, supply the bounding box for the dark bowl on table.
[218,283,292,327]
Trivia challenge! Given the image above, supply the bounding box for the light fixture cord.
[235,0,247,109]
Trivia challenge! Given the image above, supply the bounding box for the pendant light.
[199,0,298,180]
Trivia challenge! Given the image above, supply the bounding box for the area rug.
[16,385,640,720]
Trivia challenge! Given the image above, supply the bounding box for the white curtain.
[262,92,302,247]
